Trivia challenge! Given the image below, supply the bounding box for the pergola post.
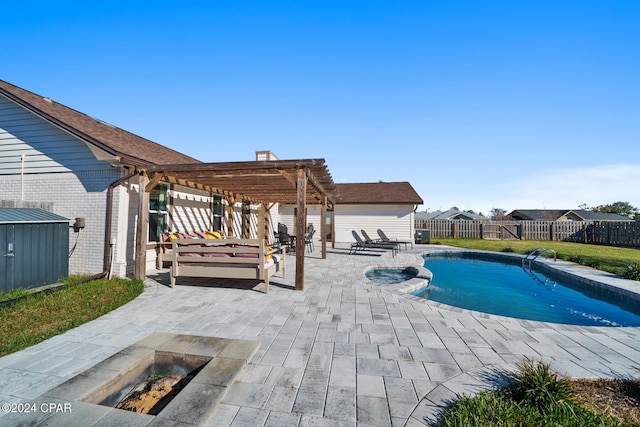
[224,195,239,237]
[263,203,275,246]
[295,168,307,290]
[257,204,265,241]
[321,196,327,259]
[134,173,149,280]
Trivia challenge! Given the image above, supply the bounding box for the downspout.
[103,169,138,274]
[34,170,137,292]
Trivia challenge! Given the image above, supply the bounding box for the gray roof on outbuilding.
[0,208,71,224]
[567,210,632,221]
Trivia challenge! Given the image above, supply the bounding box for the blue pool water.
[415,256,640,326]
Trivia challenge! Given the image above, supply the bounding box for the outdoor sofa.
[169,237,285,293]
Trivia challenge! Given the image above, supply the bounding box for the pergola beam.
[145,172,166,192]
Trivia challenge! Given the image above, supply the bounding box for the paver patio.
[1,244,639,426]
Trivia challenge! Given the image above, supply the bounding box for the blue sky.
[3,1,639,216]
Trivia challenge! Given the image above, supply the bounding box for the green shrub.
[567,255,583,264]
[586,259,602,269]
[505,359,575,410]
[501,247,515,253]
[622,263,640,281]
[436,358,621,426]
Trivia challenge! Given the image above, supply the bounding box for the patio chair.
[361,229,401,252]
[278,223,288,235]
[304,229,315,252]
[377,229,412,250]
[349,230,397,257]
[277,231,296,253]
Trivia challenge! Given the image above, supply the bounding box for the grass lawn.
[0,277,144,356]
[431,238,640,279]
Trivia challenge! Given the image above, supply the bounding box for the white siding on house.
[169,185,213,233]
[0,96,109,174]
[228,202,260,239]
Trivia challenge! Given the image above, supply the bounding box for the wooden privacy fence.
[415,219,640,247]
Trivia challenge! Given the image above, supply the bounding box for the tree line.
[453,202,640,221]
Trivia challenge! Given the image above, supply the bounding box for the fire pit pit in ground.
[90,350,210,415]
[35,332,259,425]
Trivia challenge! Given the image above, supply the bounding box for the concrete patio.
[1,244,640,426]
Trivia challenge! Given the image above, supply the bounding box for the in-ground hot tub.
[364,265,432,294]
[365,267,419,284]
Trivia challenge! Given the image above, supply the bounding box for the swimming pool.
[416,253,640,326]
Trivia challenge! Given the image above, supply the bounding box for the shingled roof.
[335,182,423,205]
[0,79,199,167]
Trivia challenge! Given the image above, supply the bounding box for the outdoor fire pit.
[35,332,259,425]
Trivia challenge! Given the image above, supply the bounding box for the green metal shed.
[0,208,71,292]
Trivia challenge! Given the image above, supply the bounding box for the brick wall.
[0,169,120,275]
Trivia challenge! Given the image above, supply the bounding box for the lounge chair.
[349,230,397,257]
[361,229,401,252]
[377,229,412,250]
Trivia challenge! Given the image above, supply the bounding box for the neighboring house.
[507,210,567,221]
[279,182,423,243]
[415,209,488,221]
[560,210,633,222]
[508,209,632,222]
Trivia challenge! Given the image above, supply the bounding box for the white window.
[148,184,169,242]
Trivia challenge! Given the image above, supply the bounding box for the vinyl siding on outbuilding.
[277,204,323,237]
[277,203,416,244]
[277,181,422,245]
[333,204,415,243]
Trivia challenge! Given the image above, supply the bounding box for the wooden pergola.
[133,158,337,290]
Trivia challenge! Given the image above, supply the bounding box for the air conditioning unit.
[415,229,431,244]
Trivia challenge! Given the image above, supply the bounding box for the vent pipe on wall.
[20,154,26,207]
